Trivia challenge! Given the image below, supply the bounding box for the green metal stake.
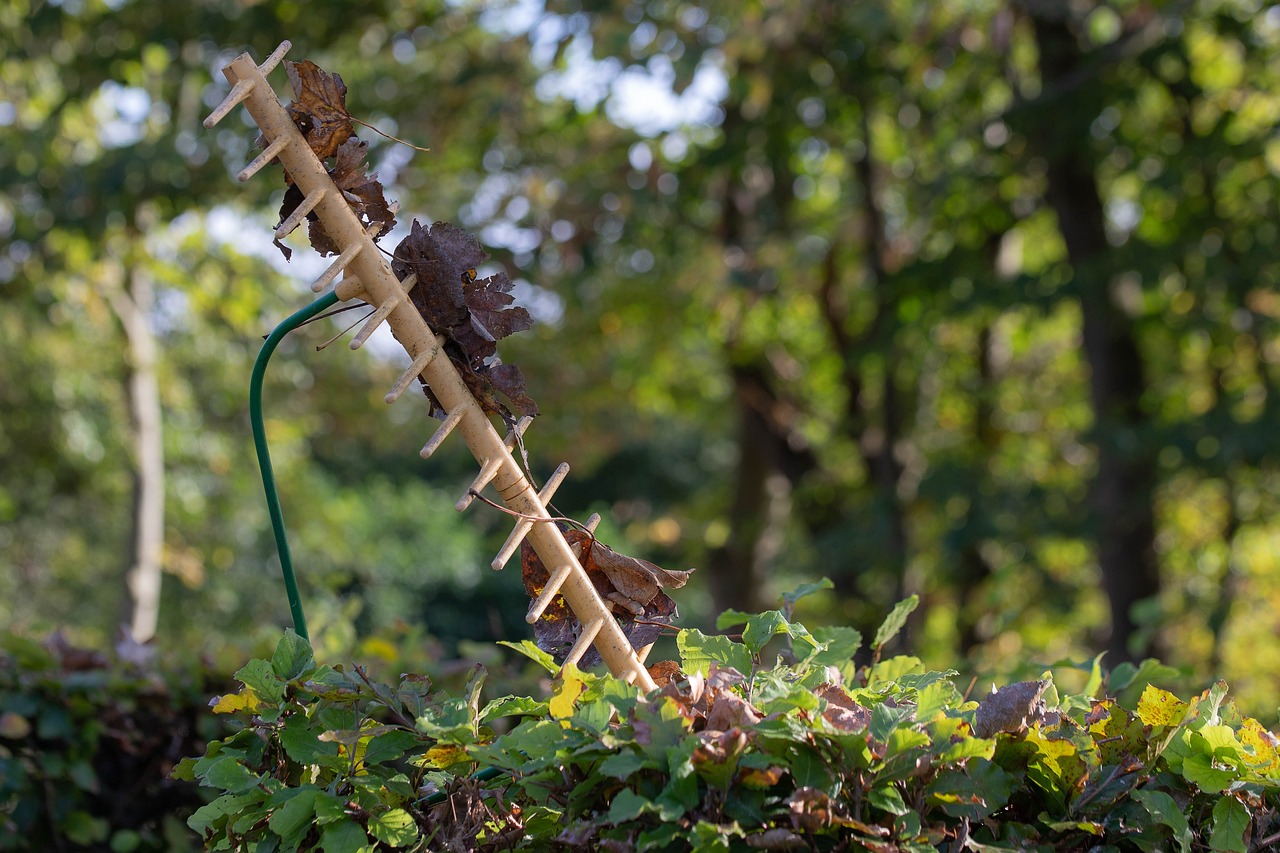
[250,291,340,641]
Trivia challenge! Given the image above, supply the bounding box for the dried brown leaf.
[520,527,690,666]
[275,139,396,258]
[285,59,354,160]
[331,139,397,236]
[971,679,1051,738]
[816,684,870,733]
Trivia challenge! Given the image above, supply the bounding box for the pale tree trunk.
[109,264,165,643]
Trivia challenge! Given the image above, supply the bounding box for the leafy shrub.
[181,595,1280,851]
[0,632,229,851]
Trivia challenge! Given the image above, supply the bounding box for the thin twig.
[352,116,430,152]
[317,306,377,351]
[260,301,369,339]
[465,490,594,537]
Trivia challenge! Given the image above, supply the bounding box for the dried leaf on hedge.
[971,679,1052,738]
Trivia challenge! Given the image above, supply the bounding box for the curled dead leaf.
[285,59,354,160]
[972,679,1052,738]
[391,220,539,419]
[816,684,869,733]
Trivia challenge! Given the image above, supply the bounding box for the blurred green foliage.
[0,630,226,850]
[3,0,1280,725]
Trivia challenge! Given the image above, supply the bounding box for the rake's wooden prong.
[456,456,504,511]
[349,294,402,349]
[275,187,327,239]
[526,564,574,623]
[310,241,363,293]
[584,513,602,534]
[334,275,366,303]
[491,462,570,570]
[351,273,416,351]
[238,134,290,182]
[560,617,605,672]
[203,78,255,128]
[259,40,292,74]
[420,404,466,459]
[385,341,440,404]
[636,643,654,664]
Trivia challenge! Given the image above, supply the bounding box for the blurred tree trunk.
[706,366,797,614]
[1028,9,1160,660]
[817,100,910,610]
[108,261,165,643]
[956,322,998,653]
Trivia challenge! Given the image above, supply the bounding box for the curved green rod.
[250,291,340,641]
[253,293,517,801]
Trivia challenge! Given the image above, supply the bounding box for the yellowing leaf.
[1239,718,1280,777]
[210,688,264,715]
[739,765,785,789]
[1136,684,1188,728]
[422,744,469,769]
[550,674,584,721]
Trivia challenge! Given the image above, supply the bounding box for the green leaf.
[313,791,349,825]
[925,759,1017,820]
[657,742,701,820]
[279,714,343,768]
[607,788,655,824]
[268,788,319,849]
[1109,659,1182,694]
[201,755,263,794]
[677,628,752,676]
[1183,751,1236,794]
[479,694,548,724]
[867,655,924,687]
[805,625,863,666]
[1082,652,1105,699]
[187,791,266,836]
[599,750,655,779]
[780,577,833,613]
[638,823,686,851]
[362,730,422,767]
[170,756,198,781]
[235,658,287,706]
[741,611,789,655]
[1209,796,1250,853]
[572,695,614,735]
[1132,790,1192,853]
[320,819,370,853]
[497,639,560,674]
[367,808,417,848]
[868,783,909,815]
[916,679,962,721]
[714,609,756,630]
[870,700,915,744]
[271,630,315,680]
[690,820,743,852]
[872,595,919,651]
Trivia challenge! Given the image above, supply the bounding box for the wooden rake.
[205,41,657,692]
